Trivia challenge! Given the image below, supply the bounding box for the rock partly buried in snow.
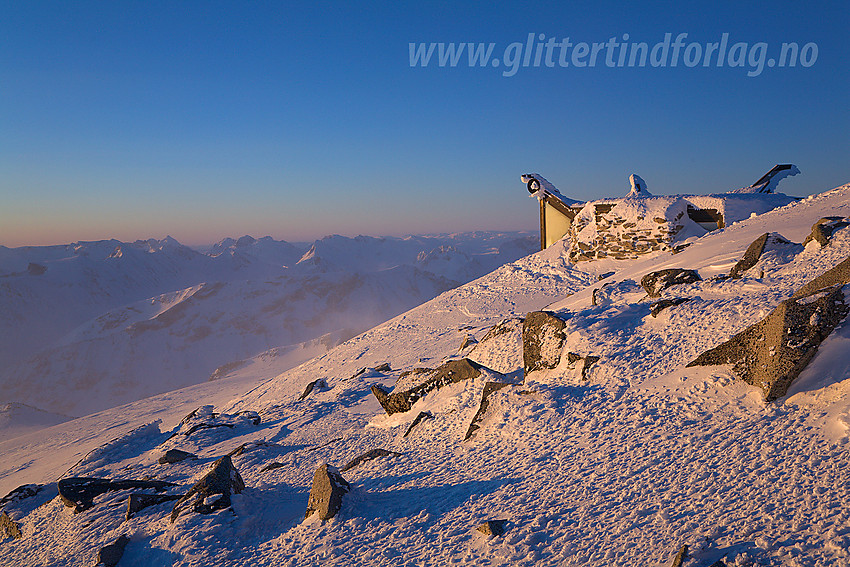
[729,232,801,279]
[373,362,391,372]
[172,406,261,438]
[522,311,568,374]
[371,358,484,415]
[803,216,850,247]
[0,484,41,508]
[403,411,434,437]
[688,284,850,401]
[58,477,176,513]
[650,298,691,317]
[566,352,600,380]
[794,255,850,299]
[158,449,196,465]
[304,464,350,521]
[464,382,511,440]
[170,455,245,522]
[298,378,327,400]
[1,510,22,539]
[476,519,508,536]
[668,544,688,567]
[458,333,478,351]
[339,448,402,473]
[640,269,701,298]
[125,493,181,520]
[96,534,129,567]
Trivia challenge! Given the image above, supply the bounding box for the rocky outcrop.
[340,449,402,473]
[125,493,181,520]
[0,511,22,539]
[522,311,568,374]
[803,217,849,247]
[304,464,350,521]
[371,359,484,415]
[58,477,176,513]
[158,449,196,465]
[96,534,129,566]
[640,269,701,298]
[476,519,508,536]
[650,298,691,317]
[172,406,261,438]
[170,456,245,522]
[403,411,434,437]
[299,379,328,400]
[464,382,511,440]
[688,284,849,401]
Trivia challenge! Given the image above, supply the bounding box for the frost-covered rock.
[802,217,850,247]
[170,455,245,522]
[172,405,260,438]
[371,359,484,415]
[0,510,22,539]
[158,449,196,465]
[339,448,402,473]
[464,382,511,440]
[729,232,802,279]
[627,174,651,198]
[650,298,691,317]
[125,493,181,520]
[565,352,600,380]
[58,477,176,513]
[476,519,508,536]
[688,284,850,401]
[640,269,701,298]
[304,464,350,521]
[522,311,568,373]
[96,535,129,566]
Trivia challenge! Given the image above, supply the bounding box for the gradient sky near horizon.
[2,1,848,247]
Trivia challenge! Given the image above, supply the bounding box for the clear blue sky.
[1,0,848,246]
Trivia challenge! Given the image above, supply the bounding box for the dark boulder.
[640,269,701,298]
[125,493,181,520]
[464,382,511,440]
[96,534,129,566]
[340,449,402,473]
[476,519,508,536]
[373,362,391,372]
[304,464,350,521]
[650,298,691,317]
[0,511,22,539]
[299,379,327,400]
[730,232,801,279]
[0,484,41,508]
[522,311,568,374]
[403,411,434,437]
[803,216,849,247]
[688,284,849,401]
[58,477,176,513]
[170,455,245,522]
[158,449,196,465]
[371,358,484,415]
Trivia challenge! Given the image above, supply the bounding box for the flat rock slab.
[305,464,350,521]
[640,269,701,298]
[688,284,849,401]
[371,358,484,415]
[340,448,402,473]
[170,455,245,522]
[97,534,129,567]
[522,311,568,374]
[465,382,511,440]
[58,477,176,513]
[158,449,196,465]
[476,519,508,536]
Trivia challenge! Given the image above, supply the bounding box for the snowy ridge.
[2,186,850,566]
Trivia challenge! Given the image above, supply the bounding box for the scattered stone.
[650,298,691,317]
[688,284,849,401]
[476,519,508,536]
[0,484,41,508]
[340,448,402,472]
[260,462,285,472]
[729,232,800,279]
[96,534,129,566]
[299,379,328,400]
[349,367,368,380]
[0,511,22,539]
[404,411,433,437]
[794,255,850,299]
[459,334,478,351]
[373,362,391,372]
[640,269,701,297]
[170,456,245,522]
[598,271,615,281]
[464,382,511,440]
[803,216,849,247]
[58,477,176,513]
[304,464,350,521]
[668,544,688,567]
[372,358,484,415]
[125,493,181,520]
[522,311,568,374]
[566,353,600,380]
[158,449,196,465]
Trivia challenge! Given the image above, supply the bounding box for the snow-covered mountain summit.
[2,186,850,566]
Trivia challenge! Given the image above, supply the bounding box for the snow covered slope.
[2,186,850,566]
[0,232,536,417]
